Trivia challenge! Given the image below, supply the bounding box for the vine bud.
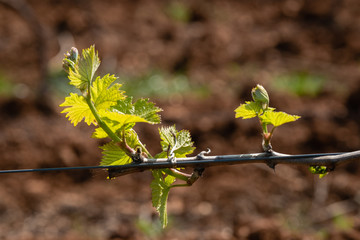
[62,59,75,74]
[63,47,78,74]
[252,84,269,109]
[66,47,79,62]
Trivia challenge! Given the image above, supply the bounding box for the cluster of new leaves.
[234,85,327,178]
[235,84,300,151]
[309,165,329,178]
[151,126,195,227]
[60,46,195,228]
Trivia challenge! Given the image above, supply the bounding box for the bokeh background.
[1,0,360,239]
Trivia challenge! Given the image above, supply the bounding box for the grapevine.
[58,45,357,227]
[61,45,197,227]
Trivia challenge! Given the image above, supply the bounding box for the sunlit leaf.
[102,111,149,127]
[60,93,95,126]
[100,130,141,166]
[234,101,263,119]
[91,74,125,111]
[260,111,300,127]
[91,97,162,139]
[112,97,162,124]
[100,142,131,166]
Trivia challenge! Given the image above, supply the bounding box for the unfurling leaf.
[65,47,79,62]
[151,170,176,228]
[260,111,300,127]
[156,125,195,158]
[63,47,79,74]
[309,166,328,178]
[68,45,100,91]
[150,125,195,228]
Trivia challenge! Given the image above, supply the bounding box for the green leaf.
[92,122,119,139]
[101,110,153,130]
[150,170,176,228]
[92,111,149,139]
[309,166,328,178]
[112,97,162,124]
[92,97,162,139]
[68,45,100,91]
[100,130,141,165]
[234,101,263,119]
[60,74,126,128]
[260,111,300,127]
[151,170,163,208]
[100,142,131,166]
[164,174,177,185]
[59,93,95,126]
[133,98,162,123]
[157,125,195,158]
[91,74,125,111]
[113,97,133,114]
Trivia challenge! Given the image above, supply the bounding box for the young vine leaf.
[68,46,100,91]
[151,170,176,227]
[60,93,95,126]
[260,111,300,127]
[235,101,266,119]
[151,125,195,227]
[60,74,124,126]
[155,125,195,158]
[92,97,162,139]
[60,45,196,229]
[100,130,141,166]
[309,166,329,178]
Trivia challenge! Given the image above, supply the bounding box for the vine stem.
[2,150,360,176]
[85,87,122,143]
[135,135,153,158]
[105,150,360,177]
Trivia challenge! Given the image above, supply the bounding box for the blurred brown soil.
[1,0,360,239]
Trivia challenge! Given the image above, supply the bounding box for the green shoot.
[235,84,300,152]
[235,85,330,178]
[60,45,196,228]
[309,166,329,178]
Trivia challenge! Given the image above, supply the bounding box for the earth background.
[1,0,360,239]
